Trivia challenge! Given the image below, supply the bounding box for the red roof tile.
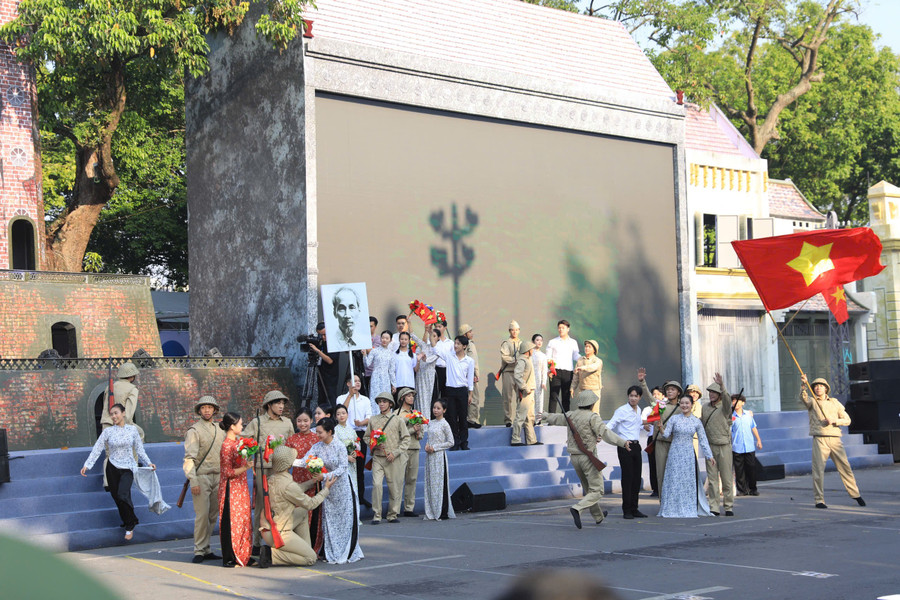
[308,0,674,99]
[768,179,825,221]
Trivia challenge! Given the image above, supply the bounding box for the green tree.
[1,0,307,273]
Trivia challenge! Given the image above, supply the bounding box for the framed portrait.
[321,282,373,353]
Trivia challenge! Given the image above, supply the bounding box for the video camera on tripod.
[296,332,325,356]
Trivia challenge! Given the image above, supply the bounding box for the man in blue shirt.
[731,394,762,496]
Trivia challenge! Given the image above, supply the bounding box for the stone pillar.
[185,7,310,385]
[864,181,900,360]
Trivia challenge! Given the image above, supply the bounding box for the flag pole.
[765,310,827,424]
[777,297,811,335]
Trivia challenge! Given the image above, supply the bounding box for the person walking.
[731,393,762,496]
[365,393,411,523]
[396,388,425,517]
[639,369,682,494]
[182,396,223,563]
[658,395,715,518]
[606,386,646,519]
[799,374,866,509]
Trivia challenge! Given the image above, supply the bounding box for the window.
[51,322,78,358]
[697,213,739,268]
[10,218,36,270]
[746,217,773,240]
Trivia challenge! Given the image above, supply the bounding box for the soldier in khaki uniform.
[396,387,424,517]
[498,321,522,427]
[243,390,295,551]
[541,391,631,528]
[570,340,603,413]
[701,374,735,516]
[800,374,866,509]
[460,324,483,429]
[638,369,682,494]
[511,340,538,446]
[183,396,224,563]
[260,446,333,566]
[365,392,411,523]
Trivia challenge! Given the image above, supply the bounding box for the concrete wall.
[0,360,298,450]
[185,6,309,384]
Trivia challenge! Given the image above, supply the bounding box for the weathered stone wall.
[0,274,162,358]
[185,6,309,386]
[0,361,299,450]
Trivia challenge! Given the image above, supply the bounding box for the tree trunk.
[44,144,118,272]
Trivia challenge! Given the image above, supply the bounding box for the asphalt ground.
[62,465,900,600]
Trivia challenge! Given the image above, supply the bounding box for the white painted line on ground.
[694,513,796,527]
[607,551,838,578]
[416,563,518,578]
[77,544,196,561]
[336,554,466,573]
[484,518,700,536]
[639,585,731,600]
[377,532,588,553]
[848,524,900,532]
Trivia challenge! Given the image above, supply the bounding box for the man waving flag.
[732,228,885,323]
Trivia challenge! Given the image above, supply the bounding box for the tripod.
[300,352,330,409]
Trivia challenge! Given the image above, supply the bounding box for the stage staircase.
[0,411,891,551]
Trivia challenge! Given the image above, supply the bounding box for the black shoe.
[510,442,525,446]
[460,444,470,450]
[570,507,582,529]
[711,511,720,516]
[251,546,261,557]
[725,511,734,517]
[749,490,760,496]
[192,555,205,564]
[402,511,419,517]
[623,513,634,520]
[467,421,482,429]
[258,546,271,569]
[449,446,461,451]
[203,553,221,561]
[595,510,608,524]
[649,491,659,498]
[736,491,747,497]
[854,497,866,507]
[223,561,236,568]
[387,518,399,523]
[530,442,544,446]
[505,423,512,427]
[631,510,648,518]
[815,503,828,509]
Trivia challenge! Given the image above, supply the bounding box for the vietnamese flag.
[823,285,849,324]
[646,403,662,423]
[731,228,884,311]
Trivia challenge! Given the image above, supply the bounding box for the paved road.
[64,465,900,600]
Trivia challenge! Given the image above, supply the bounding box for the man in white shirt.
[434,334,475,451]
[607,386,647,519]
[431,319,453,401]
[338,374,373,508]
[545,320,580,413]
[364,316,379,395]
[388,314,411,352]
[640,385,665,497]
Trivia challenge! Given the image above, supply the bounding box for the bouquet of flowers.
[305,456,327,474]
[410,339,418,354]
[344,437,363,458]
[369,429,386,449]
[436,310,447,324]
[547,359,558,380]
[262,434,286,462]
[236,437,260,460]
[405,410,429,426]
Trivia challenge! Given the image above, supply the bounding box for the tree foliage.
[0,0,308,276]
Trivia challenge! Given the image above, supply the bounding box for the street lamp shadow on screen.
[321,282,374,353]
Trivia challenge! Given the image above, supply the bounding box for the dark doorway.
[51,322,78,358]
[10,219,36,270]
[94,391,106,439]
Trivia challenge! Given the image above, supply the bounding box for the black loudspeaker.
[754,454,785,481]
[850,379,900,402]
[847,401,900,432]
[848,360,900,382]
[0,429,9,484]
[862,431,900,462]
[451,480,506,512]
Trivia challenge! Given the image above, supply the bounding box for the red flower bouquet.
[236,437,260,460]
[405,411,429,426]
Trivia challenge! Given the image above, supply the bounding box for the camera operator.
[308,322,340,407]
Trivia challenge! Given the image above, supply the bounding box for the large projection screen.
[316,93,682,420]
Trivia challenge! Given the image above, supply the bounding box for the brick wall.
[0,0,43,269]
[0,365,300,450]
[0,278,163,358]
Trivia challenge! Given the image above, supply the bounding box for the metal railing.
[0,270,151,286]
[0,356,287,371]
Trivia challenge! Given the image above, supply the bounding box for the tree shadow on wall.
[555,245,621,374]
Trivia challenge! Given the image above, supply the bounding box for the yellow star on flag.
[831,286,846,304]
[787,242,835,286]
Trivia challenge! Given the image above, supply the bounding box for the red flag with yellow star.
[823,285,849,324]
[731,227,884,311]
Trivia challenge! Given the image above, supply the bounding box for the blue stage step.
[0,410,891,551]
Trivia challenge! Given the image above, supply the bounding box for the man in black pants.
[431,318,451,401]
[545,320,580,413]
[433,335,475,451]
[606,386,647,518]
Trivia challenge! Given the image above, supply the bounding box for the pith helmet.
[663,381,683,395]
[686,384,702,396]
[576,390,600,408]
[271,445,297,473]
[508,320,520,330]
[518,340,535,354]
[194,395,220,415]
[262,390,289,408]
[117,361,139,379]
[458,324,472,336]
[375,391,396,409]
[705,383,724,395]
[811,378,831,394]
[397,387,416,402]
[585,340,599,354]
